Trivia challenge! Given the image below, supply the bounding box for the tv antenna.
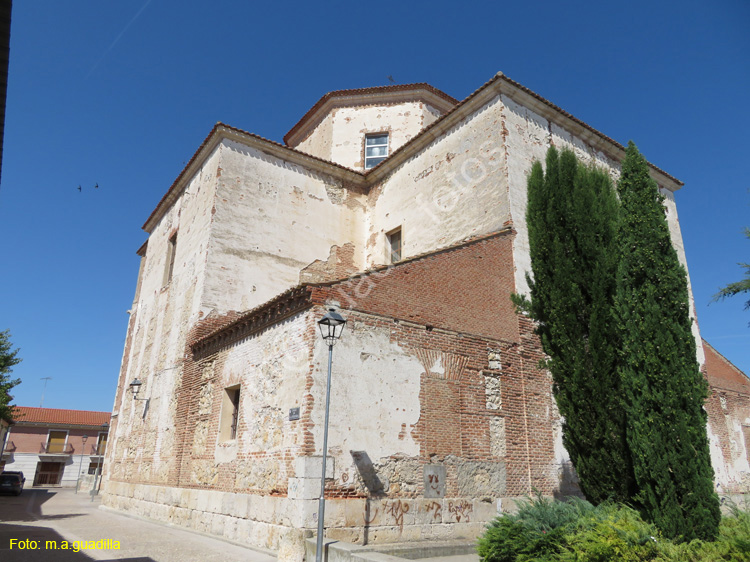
[40,377,52,407]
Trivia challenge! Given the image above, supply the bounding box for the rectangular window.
[743,426,750,463]
[365,133,389,169]
[219,385,241,442]
[163,233,177,286]
[387,228,402,264]
[88,460,103,475]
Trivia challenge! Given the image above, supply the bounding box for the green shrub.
[477,496,750,562]
[564,503,658,561]
[477,494,582,562]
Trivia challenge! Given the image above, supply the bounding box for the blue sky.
[0,0,748,412]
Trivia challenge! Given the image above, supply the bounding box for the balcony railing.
[90,444,107,456]
[39,442,74,454]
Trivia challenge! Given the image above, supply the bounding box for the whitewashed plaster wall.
[296,101,442,171]
[203,139,367,314]
[366,95,507,267]
[331,102,442,171]
[109,147,221,483]
[307,317,422,489]
[295,112,334,162]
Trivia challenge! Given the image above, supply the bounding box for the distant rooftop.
[12,406,111,427]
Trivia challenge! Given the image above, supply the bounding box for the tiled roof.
[703,339,750,394]
[12,407,111,427]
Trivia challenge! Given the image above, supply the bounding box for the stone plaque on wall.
[424,464,446,498]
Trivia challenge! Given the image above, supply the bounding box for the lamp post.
[91,422,109,501]
[75,435,88,493]
[315,308,347,562]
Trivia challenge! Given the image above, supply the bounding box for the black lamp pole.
[315,308,346,562]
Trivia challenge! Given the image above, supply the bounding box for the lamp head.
[318,308,347,346]
[129,378,143,398]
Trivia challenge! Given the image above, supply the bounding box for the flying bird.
[94,183,99,189]
[388,75,395,84]
[77,185,81,192]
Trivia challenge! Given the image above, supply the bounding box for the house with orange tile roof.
[101,74,746,561]
[1,406,110,488]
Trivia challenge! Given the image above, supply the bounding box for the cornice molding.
[191,286,313,359]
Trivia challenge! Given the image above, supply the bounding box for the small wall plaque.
[289,407,300,421]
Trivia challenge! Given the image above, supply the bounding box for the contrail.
[86,0,154,78]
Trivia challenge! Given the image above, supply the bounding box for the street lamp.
[315,308,346,562]
[129,378,150,419]
[129,378,143,398]
[75,435,88,493]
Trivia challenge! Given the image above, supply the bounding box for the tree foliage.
[517,142,721,542]
[0,330,21,422]
[615,141,720,541]
[513,146,634,504]
[713,226,750,317]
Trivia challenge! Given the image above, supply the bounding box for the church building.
[101,73,750,561]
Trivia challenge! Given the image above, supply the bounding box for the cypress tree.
[615,141,720,541]
[516,147,634,504]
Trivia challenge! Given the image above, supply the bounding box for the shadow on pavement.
[0,522,154,561]
[0,489,85,522]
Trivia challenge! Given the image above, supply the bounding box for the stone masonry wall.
[103,231,566,560]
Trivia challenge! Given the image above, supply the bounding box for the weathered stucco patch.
[489,417,506,457]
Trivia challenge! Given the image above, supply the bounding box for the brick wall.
[702,341,750,494]
[313,230,520,343]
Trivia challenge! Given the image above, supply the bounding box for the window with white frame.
[365,133,389,169]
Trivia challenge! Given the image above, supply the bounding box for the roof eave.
[366,72,683,190]
[284,86,458,148]
[142,124,366,233]
[143,72,684,235]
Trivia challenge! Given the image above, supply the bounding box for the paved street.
[0,487,278,562]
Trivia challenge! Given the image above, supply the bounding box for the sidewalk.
[0,487,277,562]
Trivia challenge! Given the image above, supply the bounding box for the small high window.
[220,385,241,442]
[365,133,389,169]
[387,228,402,264]
[163,233,177,286]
